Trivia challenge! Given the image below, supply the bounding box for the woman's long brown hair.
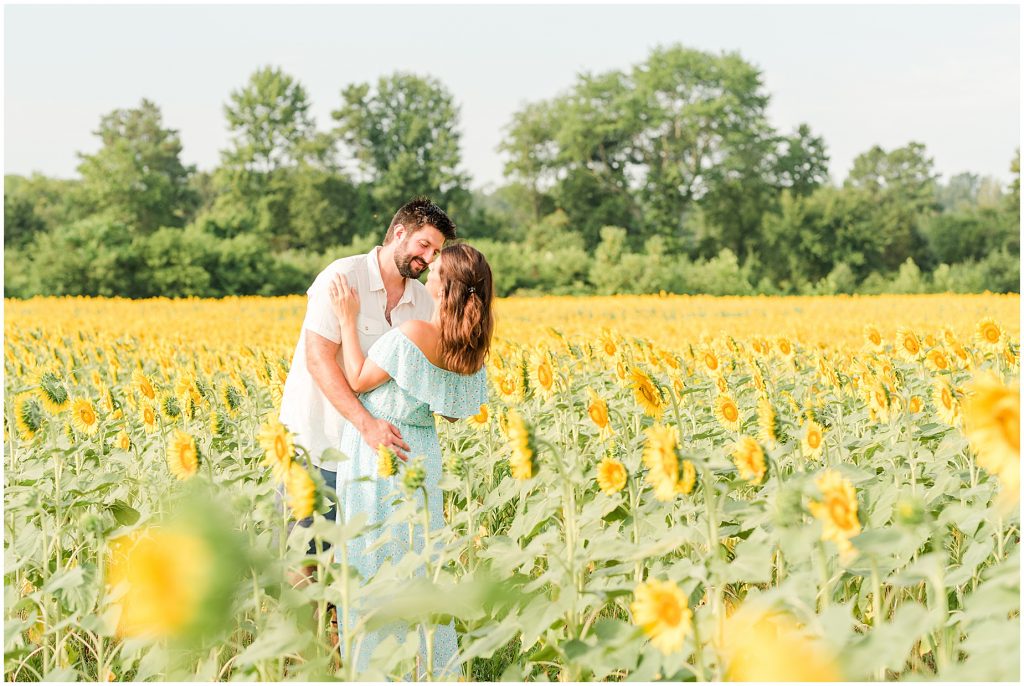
[437,244,494,375]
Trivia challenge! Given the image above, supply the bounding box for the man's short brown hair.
[384,196,457,244]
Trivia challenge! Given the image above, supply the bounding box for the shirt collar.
[366,246,385,293]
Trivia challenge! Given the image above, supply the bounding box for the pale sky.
[4,4,1020,190]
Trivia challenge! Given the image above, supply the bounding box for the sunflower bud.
[444,451,467,478]
[403,457,426,491]
[894,495,925,527]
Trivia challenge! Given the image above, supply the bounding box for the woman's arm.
[328,274,391,393]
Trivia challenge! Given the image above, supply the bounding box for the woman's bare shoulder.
[398,320,443,366]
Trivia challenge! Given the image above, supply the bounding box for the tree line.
[4,45,1019,298]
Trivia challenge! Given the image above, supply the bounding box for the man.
[278,196,456,620]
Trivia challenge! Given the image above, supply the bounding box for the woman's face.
[425,253,444,303]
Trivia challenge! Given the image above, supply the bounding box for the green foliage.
[3,52,1018,299]
[333,72,470,215]
[28,216,137,296]
[222,66,316,177]
[76,99,196,234]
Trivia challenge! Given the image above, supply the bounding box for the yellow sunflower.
[587,388,614,439]
[115,430,132,451]
[285,462,316,520]
[807,470,861,559]
[468,404,490,428]
[756,396,779,447]
[867,383,891,423]
[15,395,43,440]
[36,371,70,414]
[70,398,99,436]
[378,445,398,478]
[863,324,884,353]
[132,369,156,401]
[599,329,617,357]
[506,409,536,480]
[642,424,681,501]
[962,372,1019,499]
[140,403,158,433]
[895,328,922,361]
[220,381,244,417]
[722,603,841,681]
[676,459,697,495]
[629,367,664,419]
[802,420,825,460]
[257,418,294,482]
[776,337,795,359]
[932,379,959,425]
[924,348,950,373]
[105,527,213,639]
[975,318,1004,352]
[631,579,692,655]
[715,393,742,432]
[732,436,766,484]
[614,356,629,382]
[702,348,720,373]
[530,350,556,400]
[166,431,199,480]
[596,456,628,495]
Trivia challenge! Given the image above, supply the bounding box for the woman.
[327,243,493,678]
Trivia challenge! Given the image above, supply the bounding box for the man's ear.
[392,224,405,243]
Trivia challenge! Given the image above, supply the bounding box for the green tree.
[76,99,196,233]
[332,72,470,215]
[844,142,938,271]
[222,66,316,178]
[499,101,559,223]
[631,46,773,247]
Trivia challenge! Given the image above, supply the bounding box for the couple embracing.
[278,197,494,676]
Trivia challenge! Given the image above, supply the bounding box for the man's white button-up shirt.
[279,246,434,471]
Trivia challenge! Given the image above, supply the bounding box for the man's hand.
[360,417,410,462]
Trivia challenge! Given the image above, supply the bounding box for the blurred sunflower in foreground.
[631,578,692,655]
[961,372,1020,504]
[721,601,840,681]
[105,527,213,639]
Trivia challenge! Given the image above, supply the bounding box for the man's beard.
[395,245,428,279]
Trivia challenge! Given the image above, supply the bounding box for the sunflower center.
[941,389,953,409]
[828,499,855,529]
[724,404,738,421]
[656,593,683,626]
[808,431,821,449]
[274,435,288,460]
[995,406,1020,452]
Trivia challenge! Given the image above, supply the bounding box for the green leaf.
[109,499,140,526]
[40,566,85,595]
[721,534,773,584]
[234,618,307,666]
[841,602,933,677]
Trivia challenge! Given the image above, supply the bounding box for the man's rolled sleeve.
[302,276,343,343]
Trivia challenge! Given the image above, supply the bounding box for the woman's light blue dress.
[335,327,487,678]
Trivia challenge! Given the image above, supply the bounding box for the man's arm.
[305,331,410,460]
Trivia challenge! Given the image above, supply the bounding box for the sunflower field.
[3,293,1020,681]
